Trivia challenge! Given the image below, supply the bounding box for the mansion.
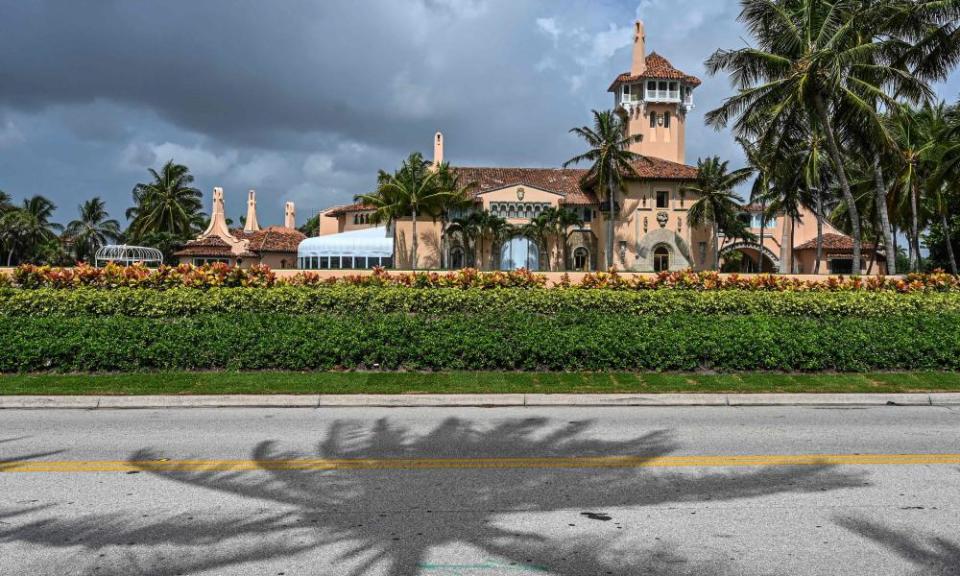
[294,20,882,275]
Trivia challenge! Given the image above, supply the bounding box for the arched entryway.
[572,247,590,271]
[653,245,670,272]
[449,247,465,269]
[719,243,780,273]
[500,235,540,271]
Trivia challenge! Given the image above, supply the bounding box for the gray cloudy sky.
[1,0,958,226]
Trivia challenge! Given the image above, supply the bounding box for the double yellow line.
[3,453,960,473]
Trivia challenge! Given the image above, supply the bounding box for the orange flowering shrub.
[4,263,959,292]
[9,263,276,289]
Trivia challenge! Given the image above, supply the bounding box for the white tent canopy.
[297,227,394,269]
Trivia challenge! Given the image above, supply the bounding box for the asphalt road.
[1,405,959,576]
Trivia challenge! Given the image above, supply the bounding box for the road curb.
[1,393,959,409]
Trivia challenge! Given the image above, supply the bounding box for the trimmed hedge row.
[3,286,960,318]
[1,312,958,372]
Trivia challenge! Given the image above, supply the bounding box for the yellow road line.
[2,453,960,473]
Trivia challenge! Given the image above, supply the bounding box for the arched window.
[573,247,589,271]
[664,111,671,128]
[654,246,670,272]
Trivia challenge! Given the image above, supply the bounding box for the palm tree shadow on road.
[4,417,868,576]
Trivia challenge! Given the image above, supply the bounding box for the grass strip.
[2,371,960,396]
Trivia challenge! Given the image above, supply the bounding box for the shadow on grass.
[3,417,868,576]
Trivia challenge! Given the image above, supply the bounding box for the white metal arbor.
[94,245,164,267]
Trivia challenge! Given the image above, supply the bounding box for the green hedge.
[1,312,958,372]
[3,286,960,318]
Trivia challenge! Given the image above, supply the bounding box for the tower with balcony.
[609,21,700,164]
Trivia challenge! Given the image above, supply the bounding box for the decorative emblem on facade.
[656,211,668,228]
[517,187,525,201]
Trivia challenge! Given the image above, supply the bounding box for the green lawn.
[1,371,960,395]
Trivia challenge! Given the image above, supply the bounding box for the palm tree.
[473,210,509,270]
[127,160,203,240]
[884,104,944,272]
[684,157,752,271]
[520,213,552,270]
[65,197,121,262]
[706,0,934,276]
[427,163,477,269]
[538,207,584,271]
[355,153,455,270]
[1,195,62,265]
[564,109,643,270]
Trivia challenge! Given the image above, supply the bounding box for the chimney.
[202,187,232,239]
[244,189,261,232]
[433,131,444,167]
[631,20,646,76]
[284,201,296,229]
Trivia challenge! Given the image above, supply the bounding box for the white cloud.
[302,153,334,179]
[232,153,287,186]
[0,118,25,148]
[121,141,237,176]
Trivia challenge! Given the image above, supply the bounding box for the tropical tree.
[0,195,62,265]
[355,152,455,270]
[564,109,643,270]
[475,210,509,270]
[64,197,121,262]
[520,213,553,270]
[127,160,203,240]
[427,163,477,269]
[684,157,752,270]
[537,207,584,271]
[705,0,935,275]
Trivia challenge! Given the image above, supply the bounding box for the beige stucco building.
[175,188,305,269]
[302,19,881,275]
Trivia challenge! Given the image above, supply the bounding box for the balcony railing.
[646,89,681,102]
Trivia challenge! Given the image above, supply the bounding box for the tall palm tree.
[65,197,121,263]
[545,207,584,271]
[884,105,944,272]
[684,157,752,271]
[128,160,203,240]
[355,152,453,270]
[706,0,933,275]
[564,109,643,270]
[1,195,62,265]
[426,163,477,269]
[520,213,553,270]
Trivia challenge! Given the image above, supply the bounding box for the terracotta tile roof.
[453,166,594,204]
[453,159,697,206]
[795,233,878,252]
[628,156,699,180]
[608,52,702,91]
[244,226,306,253]
[173,236,256,258]
[324,202,375,217]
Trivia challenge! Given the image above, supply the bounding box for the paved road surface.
[2,405,959,576]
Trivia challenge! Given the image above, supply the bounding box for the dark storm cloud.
[0,0,957,225]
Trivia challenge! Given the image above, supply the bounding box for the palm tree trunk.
[815,190,824,275]
[780,212,791,274]
[872,156,896,275]
[814,93,862,274]
[411,206,418,271]
[478,233,484,271]
[942,211,958,275]
[606,173,615,270]
[757,201,765,273]
[910,182,920,273]
[714,225,720,271]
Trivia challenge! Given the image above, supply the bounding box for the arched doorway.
[500,235,539,271]
[653,245,670,272]
[572,247,589,271]
[449,247,465,269]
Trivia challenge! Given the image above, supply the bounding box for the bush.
[0,312,957,373]
[3,285,960,318]
[4,263,960,292]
